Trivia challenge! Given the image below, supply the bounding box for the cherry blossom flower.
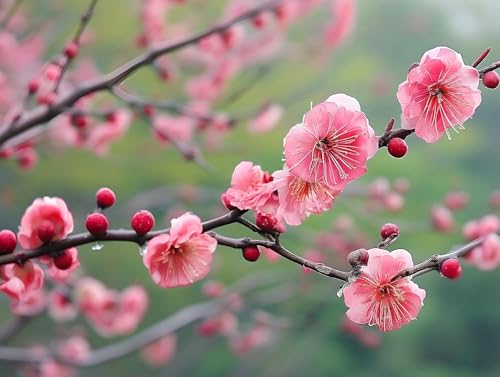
[47,290,77,322]
[397,46,481,143]
[222,161,277,213]
[18,197,74,249]
[143,213,217,288]
[284,94,377,191]
[343,248,426,332]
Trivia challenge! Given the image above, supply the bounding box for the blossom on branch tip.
[18,196,74,249]
[0,260,44,303]
[283,93,377,191]
[397,46,481,143]
[143,213,217,288]
[343,248,426,332]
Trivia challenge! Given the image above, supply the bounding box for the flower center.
[377,283,404,301]
[428,83,445,100]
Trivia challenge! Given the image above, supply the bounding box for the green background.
[0,0,499,376]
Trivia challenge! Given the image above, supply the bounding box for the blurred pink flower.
[141,334,177,366]
[248,103,283,134]
[284,94,377,191]
[325,0,355,48]
[465,234,500,271]
[397,46,481,143]
[343,248,426,332]
[18,197,74,249]
[144,213,217,288]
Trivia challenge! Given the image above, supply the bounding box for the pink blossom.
[325,0,356,48]
[153,114,195,145]
[465,234,500,271]
[229,324,273,354]
[85,109,132,156]
[343,248,426,332]
[0,261,44,302]
[259,246,280,263]
[57,335,90,363]
[397,46,481,143]
[223,161,277,212]
[430,205,454,232]
[248,103,283,134]
[284,94,377,191]
[42,248,80,283]
[47,290,77,322]
[143,213,217,288]
[273,168,340,226]
[76,278,148,336]
[18,197,74,249]
[141,334,177,366]
[12,289,46,316]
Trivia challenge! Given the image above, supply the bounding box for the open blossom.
[248,104,283,134]
[0,261,44,302]
[284,94,377,191]
[343,248,426,332]
[273,168,340,226]
[325,0,355,48]
[462,215,500,270]
[397,46,481,143]
[143,213,217,288]
[222,161,277,213]
[18,197,74,249]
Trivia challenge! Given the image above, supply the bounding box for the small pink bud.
[96,187,116,209]
[131,210,155,235]
[380,223,400,239]
[387,138,408,158]
[0,230,17,254]
[440,258,462,279]
[86,213,109,236]
[54,250,73,270]
[482,71,500,89]
[242,246,260,262]
[37,220,56,243]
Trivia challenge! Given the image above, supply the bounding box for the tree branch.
[0,0,283,147]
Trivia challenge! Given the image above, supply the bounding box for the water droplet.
[337,282,347,298]
[91,242,104,251]
[138,244,147,257]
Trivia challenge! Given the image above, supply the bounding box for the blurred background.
[0,0,499,376]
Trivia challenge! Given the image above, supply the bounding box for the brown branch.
[478,61,500,78]
[0,316,31,344]
[211,233,350,282]
[53,0,99,93]
[0,209,246,265]
[0,0,283,148]
[391,230,500,281]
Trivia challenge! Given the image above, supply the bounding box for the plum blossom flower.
[248,104,283,134]
[141,334,177,366]
[143,213,217,288]
[222,161,277,213]
[397,46,481,143]
[0,261,44,303]
[18,197,74,249]
[284,94,377,191]
[325,0,355,48]
[272,167,340,226]
[343,248,426,332]
[76,278,148,336]
[462,215,500,270]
